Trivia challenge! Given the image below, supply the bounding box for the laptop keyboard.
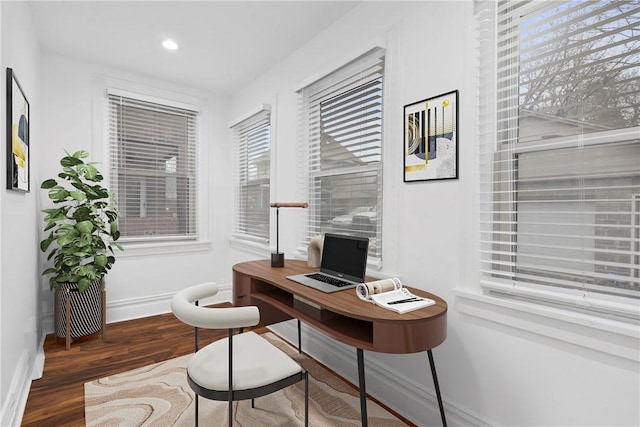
[306,273,353,288]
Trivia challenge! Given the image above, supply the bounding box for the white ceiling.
[28,1,359,95]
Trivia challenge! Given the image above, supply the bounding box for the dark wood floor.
[22,309,414,426]
[22,310,233,427]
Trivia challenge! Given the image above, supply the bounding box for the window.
[478,1,639,317]
[231,107,271,243]
[297,48,385,262]
[107,90,199,242]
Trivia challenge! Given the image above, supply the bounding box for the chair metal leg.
[251,398,255,408]
[428,349,447,427]
[194,394,199,427]
[304,371,309,427]
[195,300,200,352]
[228,329,234,427]
[357,348,368,427]
[298,319,302,353]
[194,300,200,426]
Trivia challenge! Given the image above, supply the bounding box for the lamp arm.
[270,202,309,208]
[269,202,308,268]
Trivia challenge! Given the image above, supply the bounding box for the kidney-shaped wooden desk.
[233,260,448,426]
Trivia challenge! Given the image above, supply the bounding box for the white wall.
[228,2,640,426]
[0,2,42,425]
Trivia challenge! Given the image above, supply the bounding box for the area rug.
[84,332,407,426]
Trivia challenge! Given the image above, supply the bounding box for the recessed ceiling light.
[162,39,178,51]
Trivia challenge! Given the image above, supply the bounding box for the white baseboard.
[269,320,494,427]
[41,285,233,334]
[31,333,46,380]
[1,348,35,427]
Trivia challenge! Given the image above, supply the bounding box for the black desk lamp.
[270,202,308,267]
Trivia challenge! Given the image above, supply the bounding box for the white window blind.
[108,92,198,242]
[477,0,640,317]
[297,47,385,262]
[231,108,271,242]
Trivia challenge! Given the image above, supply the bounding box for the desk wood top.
[233,260,447,353]
[233,259,447,323]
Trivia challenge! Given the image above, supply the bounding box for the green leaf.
[73,150,89,159]
[70,181,84,190]
[76,234,92,247]
[72,206,92,222]
[69,191,87,201]
[41,179,58,189]
[42,267,57,276]
[105,210,118,222]
[57,229,79,247]
[58,171,73,180]
[95,254,108,267]
[48,187,70,202]
[63,257,79,266]
[40,234,54,252]
[44,213,68,223]
[84,164,98,180]
[94,239,106,250]
[58,223,75,232]
[77,278,91,292]
[76,220,94,234]
[60,156,84,167]
[83,187,99,199]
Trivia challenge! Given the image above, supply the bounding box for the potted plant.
[40,150,122,348]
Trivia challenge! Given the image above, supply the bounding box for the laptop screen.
[320,233,369,283]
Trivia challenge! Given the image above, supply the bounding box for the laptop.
[287,233,369,293]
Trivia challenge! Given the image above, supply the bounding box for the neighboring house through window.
[297,47,385,263]
[478,0,639,317]
[107,90,199,242]
[231,107,271,243]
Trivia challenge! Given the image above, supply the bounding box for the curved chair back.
[171,282,259,330]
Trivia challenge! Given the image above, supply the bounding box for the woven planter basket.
[54,279,104,344]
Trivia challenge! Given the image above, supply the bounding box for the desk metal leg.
[297,319,302,353]
[428,349,447,427]
[357,348,368,427]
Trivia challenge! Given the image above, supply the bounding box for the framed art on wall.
[6,68,30,192]
[403,90,458,182]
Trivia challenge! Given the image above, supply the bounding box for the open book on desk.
[356,278,435,314]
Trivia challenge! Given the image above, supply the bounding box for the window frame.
[296,47,386,266]
[457,0,640,362]
[94,78,210,255]
[230,105,272,246]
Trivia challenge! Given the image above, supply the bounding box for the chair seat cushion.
[188,331,302,392]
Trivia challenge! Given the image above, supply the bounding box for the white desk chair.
[171,282,309,427]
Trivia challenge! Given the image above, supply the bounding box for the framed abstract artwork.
[6,68,30,192]
[403,90,458,182]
